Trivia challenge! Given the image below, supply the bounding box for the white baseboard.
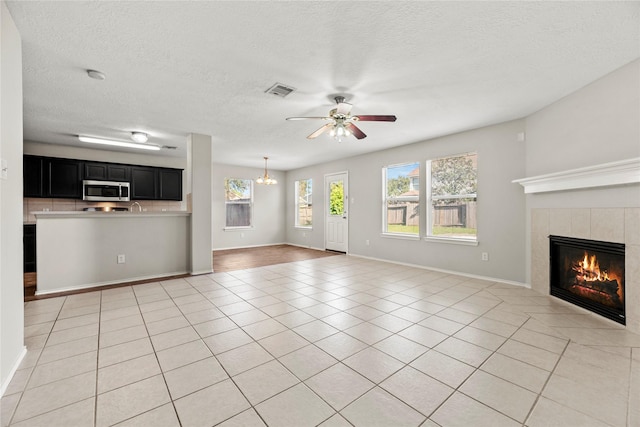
[1,346,27,398]
[347,253,529,288]
[35,271,189,296]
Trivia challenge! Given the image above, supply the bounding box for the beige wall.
[1,0,26,395]
[524,60,640,331]
[286,119,528,284]
[212,163,286,250]
[36,213,190,294]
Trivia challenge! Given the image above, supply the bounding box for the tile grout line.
[93,290,103,427]
[136,283,184,427]
[521,336,571,426]
[6,296,68,426]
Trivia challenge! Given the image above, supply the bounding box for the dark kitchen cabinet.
[24,155,182,201]
[47,158,82,198]
[130,166,157,200]
[84,162,130,182]
[24,224,36,273]
[158,168,182,201]
[24,156,44,197]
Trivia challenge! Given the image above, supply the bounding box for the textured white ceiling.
[6,1,640,170]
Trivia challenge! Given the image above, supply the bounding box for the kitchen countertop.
[34,211,191,219]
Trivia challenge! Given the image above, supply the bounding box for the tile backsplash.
[24,198,187,223]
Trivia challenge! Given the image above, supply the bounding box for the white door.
[325,172,348,253]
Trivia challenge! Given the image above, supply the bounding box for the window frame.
[425,152,478,245]
[224,177,254,230]
[295,178,313,229]
[381,161,421,239]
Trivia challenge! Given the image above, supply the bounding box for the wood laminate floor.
[212,244,341,272]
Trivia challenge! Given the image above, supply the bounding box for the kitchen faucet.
[130,201,142,212]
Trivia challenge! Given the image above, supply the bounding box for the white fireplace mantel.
[513,157,640,194]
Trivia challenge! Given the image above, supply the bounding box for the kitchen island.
[34,211,191,295]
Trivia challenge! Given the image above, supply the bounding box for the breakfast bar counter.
[34,211,191,295]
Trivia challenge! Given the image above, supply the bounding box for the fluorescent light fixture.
[78,135,160,151]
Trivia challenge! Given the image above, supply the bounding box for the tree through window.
[427,153,477,240]
[383,162,420,235]
[225,178,252,228]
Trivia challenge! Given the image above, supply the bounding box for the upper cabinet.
[24,156,82,198]
[84,162,130,182]
[23,156,44,197]
[159,168,183,201]
[48,158,82,198]
[23,155,183,201]
[130,166,158,200]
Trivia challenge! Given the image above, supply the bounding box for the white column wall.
[188,134,213,274]
[0,0,26,395]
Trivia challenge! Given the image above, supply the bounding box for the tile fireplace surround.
[531,207,640,334]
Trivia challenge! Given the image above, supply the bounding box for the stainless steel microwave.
[82,180,130,202]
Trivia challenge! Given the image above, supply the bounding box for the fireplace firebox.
[549,235,625,325]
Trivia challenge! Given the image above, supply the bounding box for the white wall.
[36,213,190,294]
[524,59,640,284]
[525,59,640,177]
[188,134,213,274]
[212,163,286,250]
[286,119,528,284]
[0,0,26,395]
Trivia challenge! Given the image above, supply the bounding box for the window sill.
[381,232,421,241]
[224,226,253,231]
[424,236,478,246]
[295,226,312,230]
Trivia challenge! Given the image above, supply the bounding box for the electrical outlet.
[117,254,126,264]
[366,239,370,246]
[481,252,489,261]
[240,232,244,238]
[302,232,306,237]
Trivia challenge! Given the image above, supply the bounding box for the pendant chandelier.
[256,156,277,185]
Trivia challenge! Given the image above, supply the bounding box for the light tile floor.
[2,256,640,426]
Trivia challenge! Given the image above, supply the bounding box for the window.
[225,178,252,228]
[383,162,420,236]
[426,153,477,241]
[295,179,313,227]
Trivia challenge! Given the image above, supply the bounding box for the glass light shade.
[131,132,148,143]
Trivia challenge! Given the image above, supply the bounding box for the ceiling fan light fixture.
[78,135,160,151]
[256,156,277,185]
[131,131,148,143]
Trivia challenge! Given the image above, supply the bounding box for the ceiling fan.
[286,96,397,141]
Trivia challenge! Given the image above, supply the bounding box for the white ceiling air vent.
[265,83,296,98]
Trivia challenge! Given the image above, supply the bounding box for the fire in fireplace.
[549,235,625,324]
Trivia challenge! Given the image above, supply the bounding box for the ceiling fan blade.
[346,123,367,139]
[335,102,352,116]
[307,123,333,139]
[286,116,331,121]
[354,115,397,122]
